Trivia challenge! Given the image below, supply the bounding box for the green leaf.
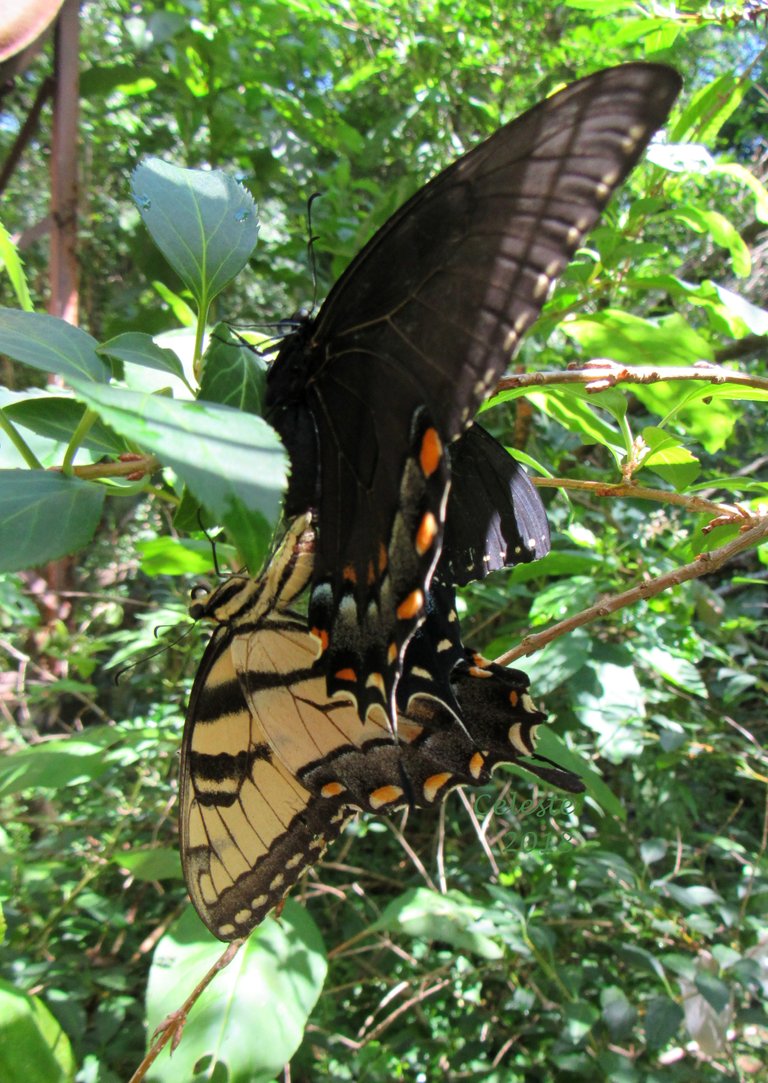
[535,727,624,819]
[562,1000,600,1043]
[0,221,33,311]
[672,206,750,277]
[131,160,259,312]
[371,888,503,960]
[636,646,708,696]
[713,162,768,224]
[644,995,684,1049]
[199,324,268,413]
[97,333,189,387]
[145,903,326,1083]
[70,381,286,571]
[526,389,624,459]
[0,979,76,1083]
[0,309,109,383]
[601,987,636,1040]
[0,470,105,572]
[521,630,592,693]
[573,662,646,764]
[563,310,714,365]
[640,426,700,490]
[672,73,746,144]
[3,396,129,455]
[0,727,124,797]
[632,383,739,454]
[658,883,723,909]
[112,848,182,881]
[695,972,731,1015]
[136,536,218,576]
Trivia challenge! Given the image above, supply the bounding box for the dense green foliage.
[1,2,767,1081]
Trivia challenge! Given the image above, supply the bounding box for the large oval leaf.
[131,160,259,310]
[145,903,327,1083]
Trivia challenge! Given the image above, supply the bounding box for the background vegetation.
[0,1,767,1081]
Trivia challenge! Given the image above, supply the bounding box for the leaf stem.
[61,407,99,475]
[0,409,43,468]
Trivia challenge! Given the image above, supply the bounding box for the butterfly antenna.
[306,192,322,315]
[113,624,194,684]
[197,511,223,578]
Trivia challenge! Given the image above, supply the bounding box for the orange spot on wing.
[369,785,404,809]
[468,666,493,679]
[396,589,424,621]
[378,543,388,573]
[423,772,452,803]
[415,512,438,555]
[387,642,398,665]
[335,667,357,682]
[311,627,329,652]
[469,752,485,778]
[321,781,345,798]
[508,690,519,707]
[342,563,357,584]
[419,428,443,477]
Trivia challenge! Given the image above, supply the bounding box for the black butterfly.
[265,63,682,725]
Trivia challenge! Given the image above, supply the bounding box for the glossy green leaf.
[131,160,259,311]
[563,310,714,365]
[371,888,503,960]
[0,727,124,797]
[673,206,750,277]
[0,309,109,383]
[0,470,105,572]
[146,903,326,1083]
[644,996,684,1049]
[695,972,731,1015]
[0,979,75,1083]
[136,536,218,576]
[0,221,33,311]
[526,389,624,459]
[113,848,182,882]
[641,426,700,490]
[671,73,746,144]
[70,381,286,571]
[97,333,189,387]
[199,323,268,414]
[573,662,646,764]
[3,396,129,455]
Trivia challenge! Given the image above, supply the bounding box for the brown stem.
[498,517,768,665]
[496,359,768,394]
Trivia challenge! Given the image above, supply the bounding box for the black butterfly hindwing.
[181,517,582,940]
[265,63,681,725]
[441,422,550,585]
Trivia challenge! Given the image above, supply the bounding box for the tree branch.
[498,516,768,666]
[497,358,768,394]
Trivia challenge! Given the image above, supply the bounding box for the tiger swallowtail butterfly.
[180,516,583,941]
[265,62,682,726]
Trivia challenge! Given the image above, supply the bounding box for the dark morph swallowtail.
[264,62,682,726]
[180,517,583,941]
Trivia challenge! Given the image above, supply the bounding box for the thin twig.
[498,517,768,665]
[532,476,740,519]
[496,358,768,394]
[128,939,244,1083]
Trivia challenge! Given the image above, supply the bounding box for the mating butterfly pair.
[181,62,681,938]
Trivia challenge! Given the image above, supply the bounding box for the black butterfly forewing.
[266,63,682,724]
